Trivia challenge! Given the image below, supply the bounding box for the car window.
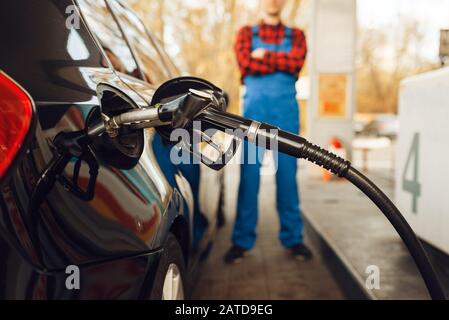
[77,0,142,79]
[151,37,181,77]
[108,1,172,85]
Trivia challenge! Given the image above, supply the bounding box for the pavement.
[300,167,429,299]
[192,160,344,300]
[193,139,436,300]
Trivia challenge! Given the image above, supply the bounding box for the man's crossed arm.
[234,26,307,80]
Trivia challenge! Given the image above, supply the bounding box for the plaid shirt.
[234,22,307,82]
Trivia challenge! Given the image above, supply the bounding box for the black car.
[0,0,219,299]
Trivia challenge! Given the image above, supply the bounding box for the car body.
[0,0,217,299]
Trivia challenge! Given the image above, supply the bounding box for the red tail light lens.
[0,71,34,180]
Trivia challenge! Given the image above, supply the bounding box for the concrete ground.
[301,167,430,299]
[193,158,344,300]
[193,138,437,299]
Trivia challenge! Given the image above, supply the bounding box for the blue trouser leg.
[273,99,303,248]
[232,140,265,250]
[233,89,303,250]
[274,150,303,247]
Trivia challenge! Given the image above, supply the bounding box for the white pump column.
[307,0,356,158]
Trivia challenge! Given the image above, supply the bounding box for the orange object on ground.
[323,137,345,182]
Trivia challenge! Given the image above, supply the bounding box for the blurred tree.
[357,18,438,114]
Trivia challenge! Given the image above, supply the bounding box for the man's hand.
[251,48,266,60]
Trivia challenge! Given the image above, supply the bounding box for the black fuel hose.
[200,109,446,300]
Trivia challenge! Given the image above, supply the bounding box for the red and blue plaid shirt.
[234,22,307,82]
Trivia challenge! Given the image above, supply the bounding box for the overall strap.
[251,25,259,37]
[252,25,293,39]
[284,27,293,39]
[251,25,260,50]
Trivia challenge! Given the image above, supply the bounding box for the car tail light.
[0,71,34,180]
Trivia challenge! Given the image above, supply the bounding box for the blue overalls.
[232,25,303,250]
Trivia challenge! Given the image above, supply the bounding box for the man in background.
[225,0,311,264]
